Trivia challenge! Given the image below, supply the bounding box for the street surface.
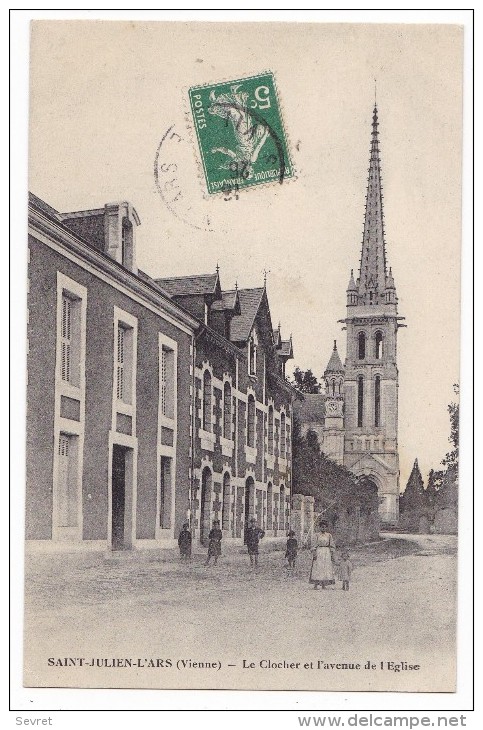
[24,533,456,692]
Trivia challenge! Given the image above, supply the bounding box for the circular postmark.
[154,122,216,232]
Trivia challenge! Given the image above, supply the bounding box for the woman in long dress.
[309,520,336,589]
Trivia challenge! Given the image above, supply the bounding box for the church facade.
[296,104,405,525]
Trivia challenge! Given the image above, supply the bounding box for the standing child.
[205,519,223,566]
[245,517,265,568]
[285,530,298,573]
[339,551,353,591]
[178,522,192,561]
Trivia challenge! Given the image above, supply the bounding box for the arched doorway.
[222,472,231,532]
[200,467,212,545]
[244,476,255,543]
[267,482,273,530]
[279,485,286,534]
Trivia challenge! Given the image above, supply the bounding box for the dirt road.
[24,533,457,692]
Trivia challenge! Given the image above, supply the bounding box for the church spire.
[357,103,389,303]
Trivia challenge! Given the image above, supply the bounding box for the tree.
[291,367,321,394]
[441,383,459,473]
[425,468,444,509]
[292,416,378,518]
[399,458,425,513]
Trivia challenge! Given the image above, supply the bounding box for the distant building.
[27,193,296,550]
[296,105,405,525]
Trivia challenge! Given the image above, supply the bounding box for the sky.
[28,20,463,489]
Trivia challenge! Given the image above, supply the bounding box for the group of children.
[177,517,265,568]
[177,520,353,589]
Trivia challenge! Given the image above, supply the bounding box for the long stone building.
[27,194,296,550]
[296,104,405,525]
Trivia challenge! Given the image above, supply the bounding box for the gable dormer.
[155,271,222,323]
[211,288,241,338]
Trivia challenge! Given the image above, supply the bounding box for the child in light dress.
[338,550,353,591]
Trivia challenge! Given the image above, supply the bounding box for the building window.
[115,315,135,405]
[160,345,175,419]
[116,325,125,400]
[203,370,212,432]
[247,395,256,447]
[375,375,381,427]
[248,331,258,375]
[280,412,286,458]
[60,296,72,382]
[223,381,232,439]
[268,405,274,455]
[375,331,383,359]
[358,332,366,360]
[357,376,364,427]
[60,294,82,386]
[222,472,231,530]
[159,456,172,529]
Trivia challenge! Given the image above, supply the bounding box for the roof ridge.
[155,272,216,281]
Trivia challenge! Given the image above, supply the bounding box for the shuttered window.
[223,382,232,439]
[160,347,167,416]
[203,370,212,432]
[116,325,125,401]
[61,296,72,382]
[268,406,274,455]
[280,412,286,458]
[247,395,256,447]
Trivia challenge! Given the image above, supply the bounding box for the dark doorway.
[112,445,127,550]
[200,467,212,546]
[244,477,254,544]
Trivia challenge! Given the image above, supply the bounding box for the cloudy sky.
[29,20,463,488]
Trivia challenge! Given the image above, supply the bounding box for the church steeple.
[356,104,391,305]
[339,99,403,527]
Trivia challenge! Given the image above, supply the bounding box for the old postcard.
[25,20,462,692]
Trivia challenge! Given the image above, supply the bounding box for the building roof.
[29,192,61,221]
[325,340,344,373]
[356,104,391,299]
[155,272,219,297]
[229,287,265,342]
[294,393,326,424]
[211,289,240,313]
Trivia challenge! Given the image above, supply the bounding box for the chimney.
[104,202,140,274]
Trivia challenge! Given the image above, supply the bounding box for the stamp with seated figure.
[188,72,293,195]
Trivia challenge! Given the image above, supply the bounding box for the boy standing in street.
[245,517,265,568]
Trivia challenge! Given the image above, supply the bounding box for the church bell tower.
[341,104,405,525]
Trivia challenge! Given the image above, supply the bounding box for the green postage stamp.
[188,72,293,195]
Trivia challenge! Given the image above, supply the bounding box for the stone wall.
[291,494,379,548]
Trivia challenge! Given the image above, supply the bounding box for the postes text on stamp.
[188,72,293,195]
